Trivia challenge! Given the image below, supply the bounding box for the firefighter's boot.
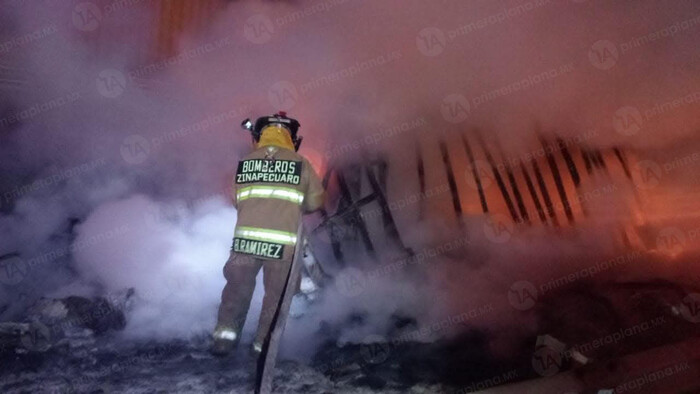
[211,327,239,357]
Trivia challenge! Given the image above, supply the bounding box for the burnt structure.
[311,131,645,267]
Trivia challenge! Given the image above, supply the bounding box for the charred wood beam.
[319,168,345,264]
[532,161,559,227]
[337,171,376,260]
[591,149,608,172]
[364,165,409,252]
[416,145,426,220]
[462,134,488,213]
[321,167,333,190]
[378,160,388,194]
[477,135,519,222]
[557,138,581,187]
[494,141,529,224]
[613,147,632,180]
[344,164,363,199]
[318,207,345,264]
[620,226,631,248]
[505,165,530,225]
[521,163,547,224]
[541,137,574,224]
[581,149,593,175]
[439,141,464,226]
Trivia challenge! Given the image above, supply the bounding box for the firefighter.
[212,112,324,356]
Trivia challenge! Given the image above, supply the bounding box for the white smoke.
[71,194,235,338]
[1,0,699,355]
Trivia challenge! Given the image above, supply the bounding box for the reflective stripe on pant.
[235,226,298,245]
[216,251,295,347]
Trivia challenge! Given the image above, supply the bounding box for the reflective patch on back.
[236,159,303,185]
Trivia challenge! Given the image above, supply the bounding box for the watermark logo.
[244,14,274,44]
[0,255,28,286]
[335,267,367,297]
[120,135,151,165]
[97,69,127,98]
[440,93,471,123]
[589,40,618,70]
[20,322,51,352]
[268,81,299,111]
[632,160,662,190]
[613,106,643,136]
[484,214,514,243]
[508,280,538,311]
[417,27,447,57]
[360,335,391,364]
[73,2,102,32]
[465,159,493,190]
[532,345,563,377]
[656,227,686,256]
[680,293,700,323]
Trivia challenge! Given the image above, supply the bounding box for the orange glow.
[303,147,328,176]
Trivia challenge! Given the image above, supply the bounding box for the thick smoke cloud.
[1,0,699,353]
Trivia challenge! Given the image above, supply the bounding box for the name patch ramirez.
[236,159,302,185]
[233,238,284,260]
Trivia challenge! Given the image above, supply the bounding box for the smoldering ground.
[0,0,699,361]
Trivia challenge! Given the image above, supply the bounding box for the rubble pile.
[0,291,131,356]
[0,279,699,393]
[535,280,700,364]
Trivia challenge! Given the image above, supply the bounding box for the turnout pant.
[216,251,293,347]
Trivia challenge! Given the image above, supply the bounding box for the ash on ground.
[2,279,700,393]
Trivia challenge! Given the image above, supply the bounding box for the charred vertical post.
[520,163,547,224]
[505,164,530,225]
[532,161,559,227]
[365,165,409,252]
[416,145,426,220]
[494,141,529,224]
[541,137,574,224]
[320,168,344,264]
[557,138,581,186]
[462,134,489,213]
[581,149,594,175]
[613,148,632,180]
[337,171,376,260]
[439,140,464,226]
[591,149,608,172]
[378,160,389,193]
[477,135,519,222]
